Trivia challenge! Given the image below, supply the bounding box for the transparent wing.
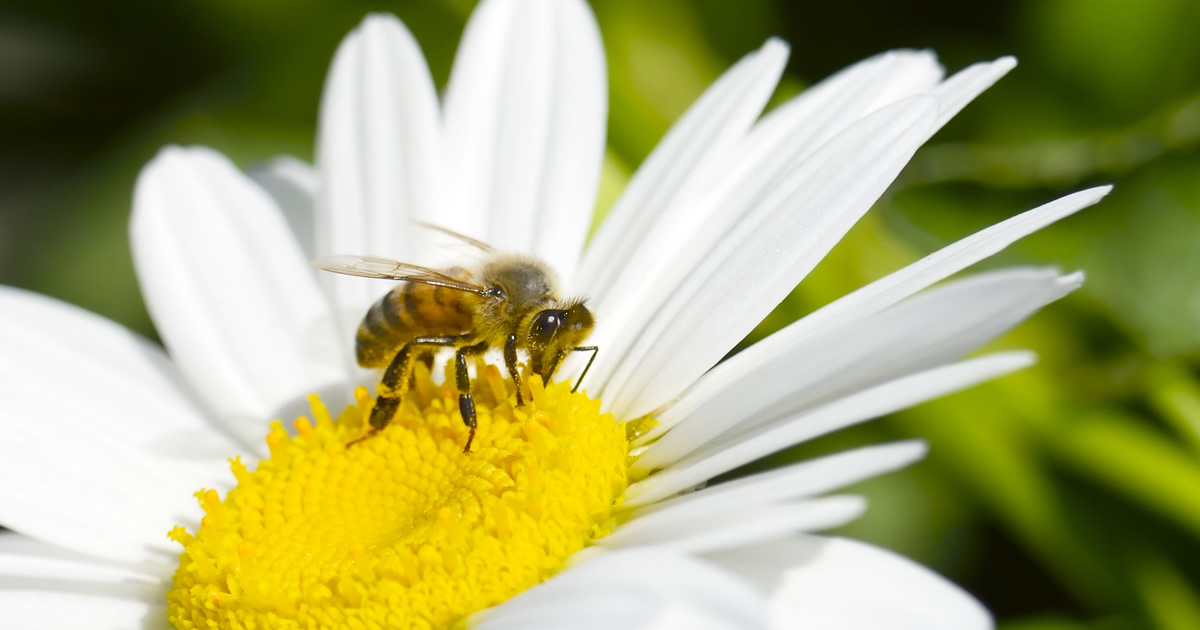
[415,221,496,253]
[311,255,489,296]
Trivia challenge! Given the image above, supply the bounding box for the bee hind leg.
[456,341,490,454]
[349,336,458,448]
[346,396,401,448]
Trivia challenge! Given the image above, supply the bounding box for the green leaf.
[1127,544,1200,630]
[1146,362,1200,454]
[894,388,1118,608]
[1050,409,1200,539]
[1000,615,1131,630]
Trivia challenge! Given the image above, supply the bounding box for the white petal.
[600,496,867,554]
[0,419,213,562]
[0,532,169,628]
[703,535,804,596]
[643,605,754,630]
[0,286,236,456]
[590,57,1025,419]
[315,12,443,328]
[0,532,168,583]
[442,0,606,282]
[675,186,1106,411]
[250,154,319,259]
[932,56,1016,129]
[0,287,233,561]
[582,48,937,308]
[132,146,350,450]
[635,268,1080,470]
[0,406,222,562]
[735,50,943,198]
[631,185,1105,447]
[862,49,946,110]
[577,38,789,299]
[472,549,767,630]
[626,441,927,521]
[761,537,992,630]
[599,96,939,418]
[0,590,160,630]
[623,352,1034,507]
[572,52,941,393]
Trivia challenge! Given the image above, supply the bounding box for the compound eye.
[529,310,565,347]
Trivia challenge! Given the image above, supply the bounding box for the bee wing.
[414,221,496,253]
[311,255,490,296]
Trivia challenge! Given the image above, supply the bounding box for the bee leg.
[346,395,400,447]
[455,341,490,454]
[350,336,458,448]
[417,349,436,372]
[504,333,524,407]
[542,351,565,384]
[569,346,599,393]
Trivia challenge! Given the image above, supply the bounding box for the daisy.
[0,1,1110,628]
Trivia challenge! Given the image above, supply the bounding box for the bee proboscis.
[312,230,597,453]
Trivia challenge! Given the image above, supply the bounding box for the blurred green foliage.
[2,0,1199,628]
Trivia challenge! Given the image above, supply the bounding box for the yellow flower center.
[166,363,630,629]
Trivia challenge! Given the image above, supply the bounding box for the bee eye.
[529,310,564,347]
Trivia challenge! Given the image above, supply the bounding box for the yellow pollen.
[167,363,629,629]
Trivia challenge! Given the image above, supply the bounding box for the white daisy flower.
[0,0,1111,628]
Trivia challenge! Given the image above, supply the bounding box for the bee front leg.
[349,336,458,448]
[456,341,490,454]
[570,346,599,393]
[504,333,524,407]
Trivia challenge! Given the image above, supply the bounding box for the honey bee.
[312,228,597,454]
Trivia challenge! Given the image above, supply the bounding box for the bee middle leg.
[349,335,460,448]
[455,341,490,454]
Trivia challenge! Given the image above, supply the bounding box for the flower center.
[166,363,629,629]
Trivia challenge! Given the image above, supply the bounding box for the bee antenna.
[413,221,496,253]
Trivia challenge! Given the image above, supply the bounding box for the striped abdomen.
[356,282,475,368]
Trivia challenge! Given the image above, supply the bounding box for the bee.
[312,229,597,454]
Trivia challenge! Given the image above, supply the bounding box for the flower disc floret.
[167,364,629,629]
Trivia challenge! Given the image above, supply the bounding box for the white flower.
[0,0,1110,628]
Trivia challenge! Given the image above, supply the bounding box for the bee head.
[528,301,593,350]
[526,301,594,382]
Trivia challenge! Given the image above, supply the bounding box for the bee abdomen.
[355,283,473,368]
[356,298,401,367]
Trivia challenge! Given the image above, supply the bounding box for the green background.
[2,1,1199,628]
